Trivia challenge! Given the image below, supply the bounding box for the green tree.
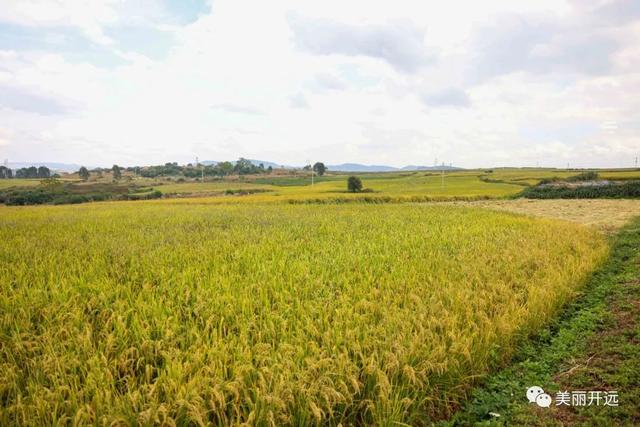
[313,162,327,176]
[0,166,11,179]
[112,165,122,180]
[347,176,363,192]
[78,166,90,181]
[37,166,50,178]
[234,158,254,174]
[217,161,234,176]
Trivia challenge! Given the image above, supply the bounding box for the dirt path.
[458,199,640,233]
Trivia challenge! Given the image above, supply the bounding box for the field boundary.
[441,216,640,426]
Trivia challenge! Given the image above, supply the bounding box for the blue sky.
[0,0,638,168]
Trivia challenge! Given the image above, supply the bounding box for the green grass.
[0,179,41,190]
[0,182,161,205]
[0,203,607,425]
[442,216,640,426]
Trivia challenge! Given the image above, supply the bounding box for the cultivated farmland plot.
[3,0,640,422]
[0,202,607,425]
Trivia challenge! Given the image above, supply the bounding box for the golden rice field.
[0,202,608,425]
[156,173,523,204]
[149,167,640,204]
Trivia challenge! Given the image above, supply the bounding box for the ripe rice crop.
[0,203,607,425]
[154,173,524,204]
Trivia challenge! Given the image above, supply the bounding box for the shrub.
[539,177,560,185]
[566,171,599,182]
[52,195,89,205]
[522,180,640,199]
[0,189,54,205]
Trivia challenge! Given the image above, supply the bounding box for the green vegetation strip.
[0,182,162,205]
[443,216,640,426]
[521,181,640,199]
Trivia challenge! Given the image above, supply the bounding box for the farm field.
[158,180,279,194]
[4,3,640,425]
[143,168,640,204]
[153,173,525,204]
[2,167,639,206]
[0,202,608,425]
[1,168,639,425]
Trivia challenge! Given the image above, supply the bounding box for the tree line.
[0,166,52,179]
[0,160,330,181]
[134,159,275,179]
[97,159,328,179]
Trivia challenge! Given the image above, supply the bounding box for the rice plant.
[0,203,607,425]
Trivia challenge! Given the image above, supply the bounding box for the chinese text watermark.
[527,386,619,408]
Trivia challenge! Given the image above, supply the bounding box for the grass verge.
[441,216,640,426]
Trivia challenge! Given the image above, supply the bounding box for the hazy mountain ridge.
[328,163,462,172]
[6,162,92,172]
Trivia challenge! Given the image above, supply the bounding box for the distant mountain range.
[6,160,462,173]
[327,163,462,172]
[234,161,463,172]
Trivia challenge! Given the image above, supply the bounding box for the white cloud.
[421,87,471,108]
[288,15,433,74]
[0,0,119,44]
[0,0,638,168]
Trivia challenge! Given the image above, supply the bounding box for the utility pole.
[306,159,314,186]
[441,162,445,189]
[196,156,204,180]
[636,156,638,168]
